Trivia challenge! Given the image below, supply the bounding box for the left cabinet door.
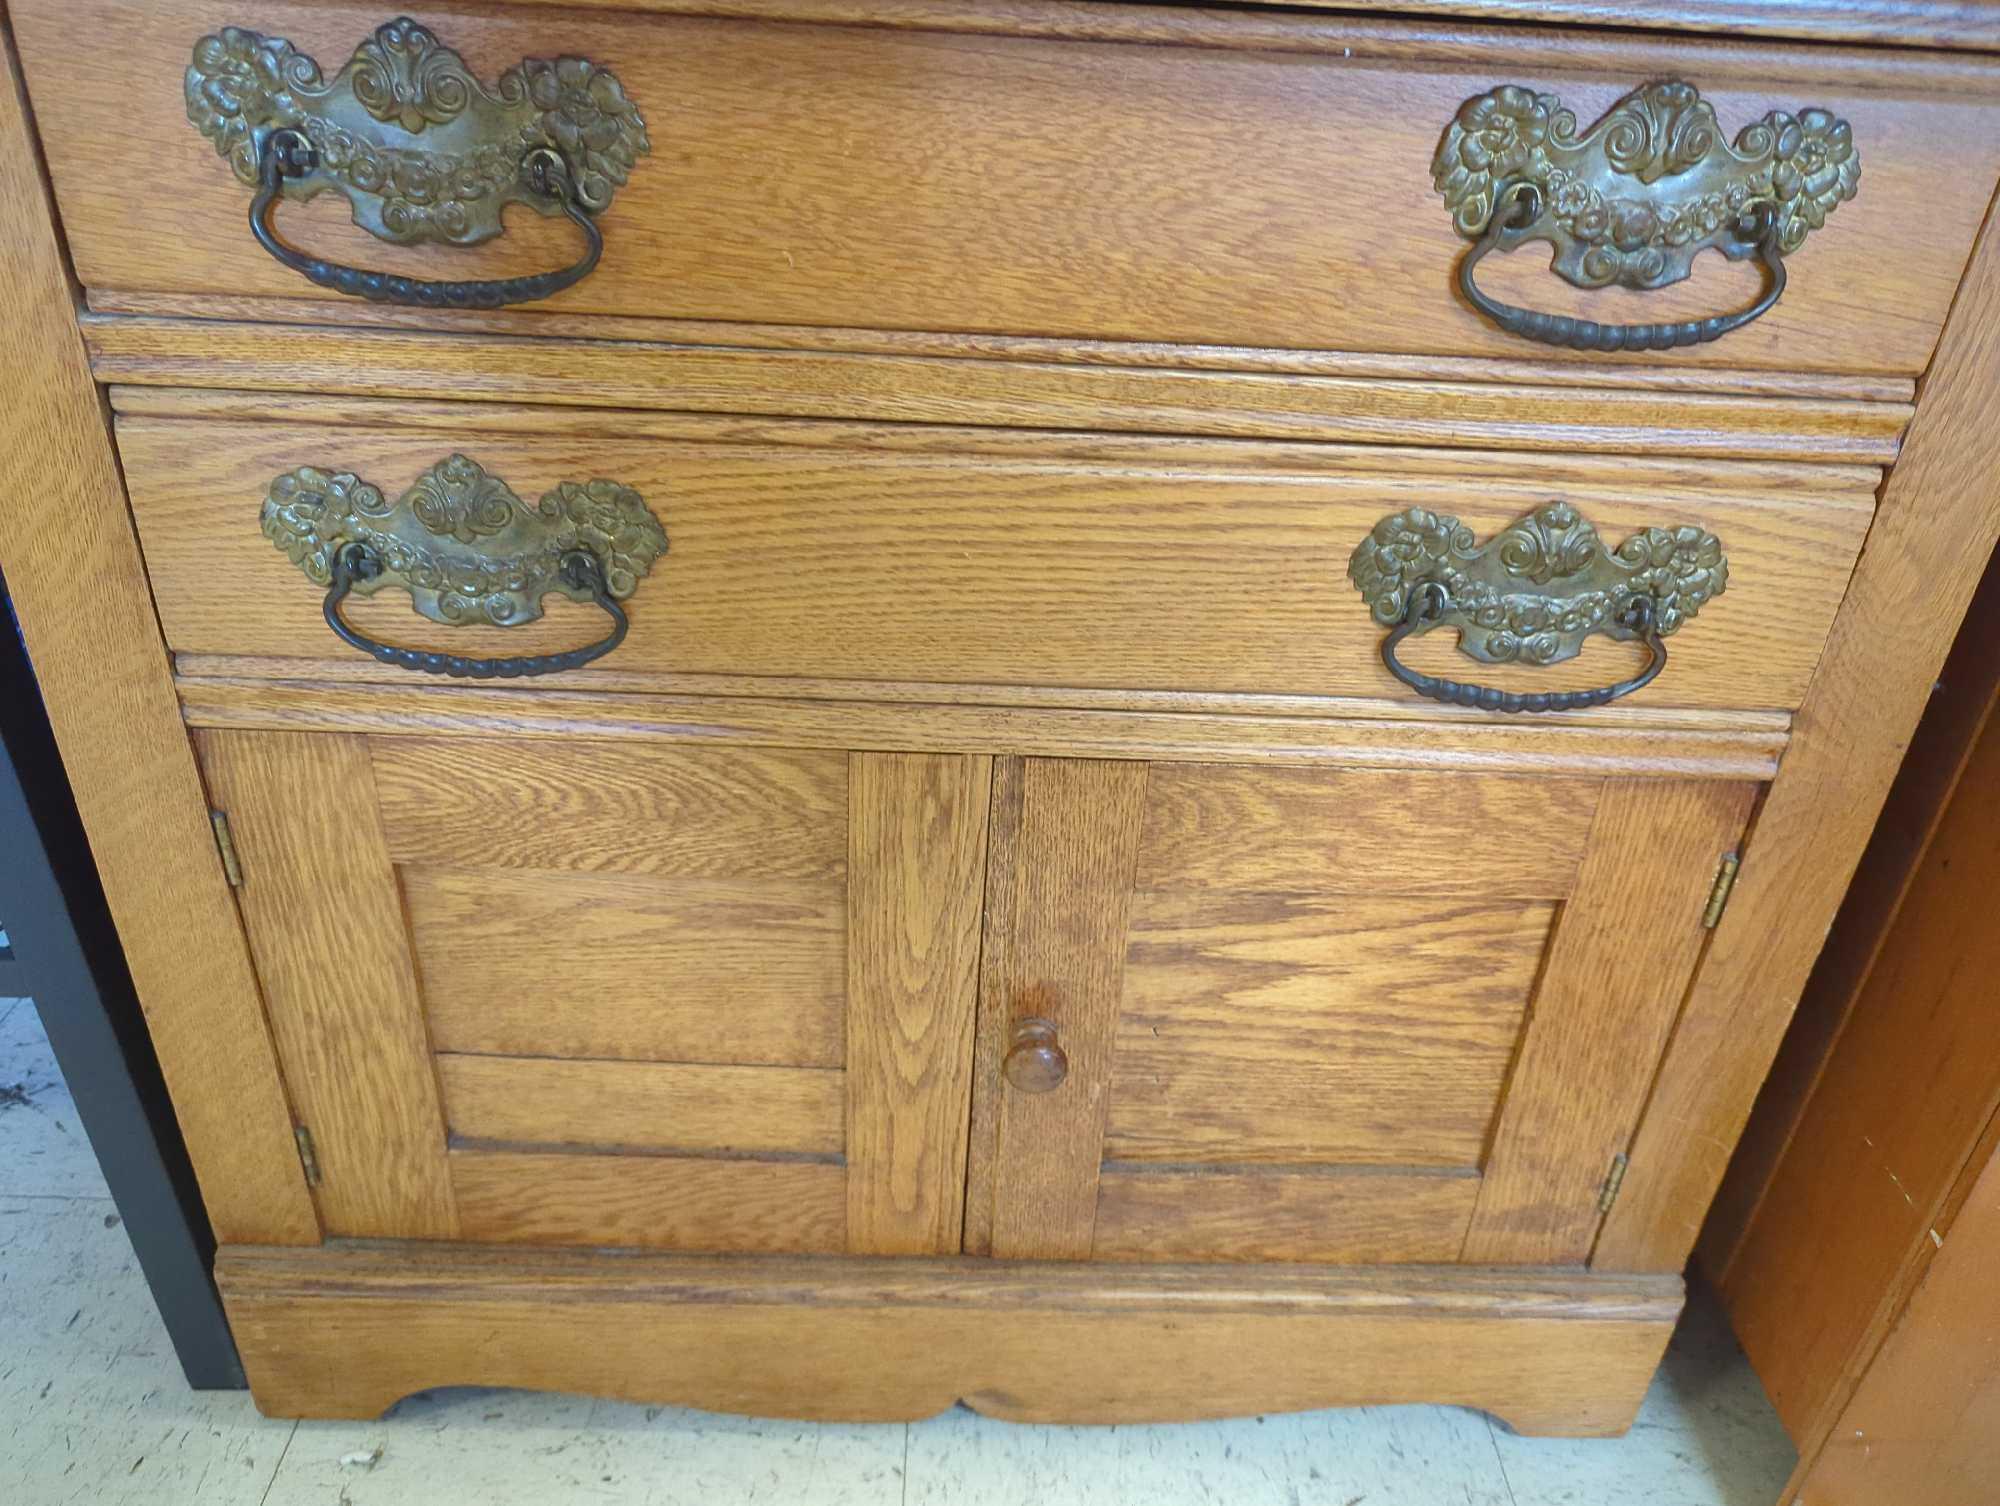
[196,731,992,1257]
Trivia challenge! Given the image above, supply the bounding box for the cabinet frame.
[11,14,2000,1430]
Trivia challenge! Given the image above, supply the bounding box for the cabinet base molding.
[216,1243,1681,1436]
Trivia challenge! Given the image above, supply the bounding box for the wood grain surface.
[173,673,1791,781]
[83,318,1912,461]
[195,731,458,1240]
[1090,1168,1480,1264]
[88,302,1924,403]
[1463,779,1755,1264]
[0,26,316,1245]
[984,759,1150,1260]
[844,753,990,1255]
[407,867,848,1068]
[19,0,1998,374]
[450,1149,849,1253]
[1593,178,2000,1274]
[216,1242,1683,1434]
[1105,892,1554,1168]
[115,419,1875,714]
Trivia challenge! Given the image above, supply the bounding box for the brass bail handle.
[261,455,669,681]
[1459,182,1785,353]
[187,18,651,309]
[1348,501,1729,715]
[324,541,629,680]
[250,131,604,310]
[1433,81,1858,352]
[1383,581,1667,714]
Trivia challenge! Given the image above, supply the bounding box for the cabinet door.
[967,758,1754,1267]
[198,731,990,1257]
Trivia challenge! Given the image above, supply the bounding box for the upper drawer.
[17,0,2000,376]
[112,407,1875,717]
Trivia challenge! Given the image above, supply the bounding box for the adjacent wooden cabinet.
[9,0,2000,1442]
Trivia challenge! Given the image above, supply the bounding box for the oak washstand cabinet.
[5,0,1999,1435]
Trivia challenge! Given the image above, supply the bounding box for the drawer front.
[966,757,1759,1265]
[117,415,1874,715]
[18,0,2000,374]
[197,728,993,1255]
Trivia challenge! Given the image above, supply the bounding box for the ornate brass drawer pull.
[1349,503,1727,713]
[263,455,668,679]
[1434,81,1858,351]
[187,18,649,308]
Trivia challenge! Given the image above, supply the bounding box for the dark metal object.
[250,129,602,309]
[1002,1018,1068,1094]
[1434,80,1857,349]
[0,584,244,1389]
[263,453,667,678]
[1459,185,1786,351]
[1382,581,1666,713]
[187,17,649,307]
[325,540,628,679]
[1349,501,1727,713]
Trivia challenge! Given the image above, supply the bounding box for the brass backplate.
[187,16,650,245]
[1434,80,1858,287]
[1348,502,1727,667]
[262,455,667,627]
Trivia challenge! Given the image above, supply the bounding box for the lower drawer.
[117,412,1875,715]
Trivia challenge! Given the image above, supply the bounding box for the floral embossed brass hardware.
[263,455,668,678]
[1434,81,1858,350]
[186,17,649,306]
[1348,502,1727,712]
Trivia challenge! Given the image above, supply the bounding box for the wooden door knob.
[1003,1017,1068,1093]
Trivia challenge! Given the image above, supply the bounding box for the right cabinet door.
[965,758,1755,1267]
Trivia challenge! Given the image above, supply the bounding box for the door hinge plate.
[1598,1151,1630,1215]
[1701,853,1740,929]
[294,1124,322,1187]
[210,809,244,888]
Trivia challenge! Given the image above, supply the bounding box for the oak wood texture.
[1788,1143,2000,1505]
[1693,551,2000,1501]
[88,299,1919,404]
[148,0,2000,79]
[0,20,315,1244]
[1105,892,1553,1168]
[19,1,2000,376]
[969,763,1735,1266]
[1090,1169,1480,1264]
[372,737,848,880]
[843,753,990,1255]
[194,728,1004,1257]
[1463,779,1754,1263]
[194,731,458,1240]
[437,1054,847,1156]
[1699,550,2000,1280]
[216,1242,1684,1435]
[174,673,1791,781]
[449,1150,849,1253]
[984,759,1150,1260]
[407,867,848,1068]
[113,418,1876,714]
[1592,175,2000,1274]
[83,318,1914,463]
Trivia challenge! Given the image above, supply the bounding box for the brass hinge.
[293,1125,323,1187]
[209,810,244,888]
[1597,1152,1630,1215]
[1701,853,1741,929]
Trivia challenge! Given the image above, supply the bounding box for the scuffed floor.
[0,996,1798,1505]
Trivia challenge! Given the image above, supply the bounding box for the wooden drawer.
[115,412,1875,715]
[17,0,2000,375]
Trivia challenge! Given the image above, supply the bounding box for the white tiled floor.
[0,996,1798,1505]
